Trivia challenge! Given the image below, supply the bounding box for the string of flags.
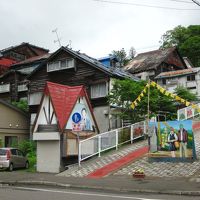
[130,81,199,111]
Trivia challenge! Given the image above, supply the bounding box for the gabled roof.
[0,42,49,54]
[11,53,51,67]
[43,81,98,132]
[155,67,200,79]
[0,58,17,67]
[0,69,27,79]
[124,47,186,73]
[28,46,139,82]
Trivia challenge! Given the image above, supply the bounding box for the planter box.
[133,173,145,178]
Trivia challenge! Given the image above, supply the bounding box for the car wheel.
[8,163,14,172]
[25,161,29,169]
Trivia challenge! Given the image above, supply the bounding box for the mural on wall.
[178,103,200,120]
[148,120,196,160]
[66,103,93,131]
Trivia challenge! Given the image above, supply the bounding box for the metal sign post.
[71,112,82,167]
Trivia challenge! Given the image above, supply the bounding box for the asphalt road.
[0,186,199,200]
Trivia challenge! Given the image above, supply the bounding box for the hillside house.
[0,42,49,62]
[0,53,50,102]
[28,46,139,133]
[123,47,187,80]
[155,68,200,97]
[0,99,29,147]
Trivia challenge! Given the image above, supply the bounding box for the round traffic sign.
[72,112,82,123]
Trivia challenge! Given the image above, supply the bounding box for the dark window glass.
[17,150,24,157]
[0,149,6,155]
[162,79,166,85]
[187,75,195,81]
[11,149,17,155]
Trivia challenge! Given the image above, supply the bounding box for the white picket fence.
[78,121,147,166]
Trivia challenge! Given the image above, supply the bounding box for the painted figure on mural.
[168,127,178,157]
[148,125,158,153]
[81,108,91,131]
[178,124,188,158]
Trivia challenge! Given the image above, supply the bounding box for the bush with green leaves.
[12,99,28,112]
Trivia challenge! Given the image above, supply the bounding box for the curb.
[1,180,200,196]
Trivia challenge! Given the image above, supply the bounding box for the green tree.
[174,86,199,102]
[108,79,176,122]
[12,99,28,112]
[108,79,199,122]
[160,25,200,67]
[129,46,136,59]
[111,48,129,67]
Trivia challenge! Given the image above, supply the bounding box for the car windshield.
[0,149,6,155]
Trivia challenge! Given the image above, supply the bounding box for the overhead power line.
[93,0,200,10]
[147,0,193,3]
[191,0,200,6]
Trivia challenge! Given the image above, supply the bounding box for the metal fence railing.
[78,121,147,166]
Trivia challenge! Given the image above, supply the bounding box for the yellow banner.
[185,101,190,106]
[130,81,195,112]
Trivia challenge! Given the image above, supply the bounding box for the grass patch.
[26,154,36,172]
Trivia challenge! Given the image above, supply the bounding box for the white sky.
[0,0,200,58]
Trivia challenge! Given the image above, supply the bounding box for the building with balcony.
[155,68,200,97]
[0,53,50,102]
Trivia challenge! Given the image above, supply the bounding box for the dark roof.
[28,46,139,81]
[0,69,26,79]
[124,47,185,73]
[11,53,51,67]
[0,99,29,117]
[0,42,49,54]
[155,67,200,79]
[0,58,17,67]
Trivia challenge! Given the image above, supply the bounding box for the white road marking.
[11,186,163,200]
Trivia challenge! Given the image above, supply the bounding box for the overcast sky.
[0,0,200,58]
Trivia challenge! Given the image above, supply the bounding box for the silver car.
[0,148,29,171]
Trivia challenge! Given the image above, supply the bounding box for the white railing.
[0,83,10,93]
[78,121,147,166]
[18,84,28,92]
[177,103,200,121]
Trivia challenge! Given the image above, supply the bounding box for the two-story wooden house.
[28,46,139,133]
[123,47,187,80]
[0,42,49,62]
[0,53,50,102]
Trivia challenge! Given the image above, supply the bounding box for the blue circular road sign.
[72,112,82,124]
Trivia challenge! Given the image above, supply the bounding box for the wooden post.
[147,78,150,126]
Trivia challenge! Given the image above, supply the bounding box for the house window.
[0,83,10,93]
[187,74,195,81]
[47,59,75,72]
[5,136,18,147]
[91,82,107,98]
[162,79,166,85]
[18,84,28,92]
[187,86,196,90]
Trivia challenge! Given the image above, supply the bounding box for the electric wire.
[93,0,200,10]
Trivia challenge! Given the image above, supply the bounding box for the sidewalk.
[0,171,200,196]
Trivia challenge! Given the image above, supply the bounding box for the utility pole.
[147,78,150,126]
[52,28,62,47]
[192,0,200,6]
